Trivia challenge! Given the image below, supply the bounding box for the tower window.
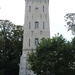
[31,31,34,35]
[40,14,42,19]
[35,7,38,10]
[43,6,44,12]
[29,6,31,12]
[35,22,39,29]
[43,22,45,29]
[29,22,31,29]
[29,39,30,46]
[40,31,42,35]
[35,38,39,45]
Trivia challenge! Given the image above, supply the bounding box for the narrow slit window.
[43,6,44,12]
[29,6,31,12]
[29,22,31,29]
[29,39,30,46]
[43,22,45,29]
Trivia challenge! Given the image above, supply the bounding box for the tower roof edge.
[25,0,49,2]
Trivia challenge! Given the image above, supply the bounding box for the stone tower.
[19,0,50,75]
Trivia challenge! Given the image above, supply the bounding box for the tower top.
[25,0,49,2]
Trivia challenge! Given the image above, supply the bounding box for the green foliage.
[64,13,75,35]
[0,20,23,75]
[28,34,75,75]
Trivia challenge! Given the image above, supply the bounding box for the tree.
[0,20,23,75]
[64,13,75,34]
[28,34,75,75]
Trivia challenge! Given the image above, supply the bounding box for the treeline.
[28,34,75,75]
[0,20,23,75]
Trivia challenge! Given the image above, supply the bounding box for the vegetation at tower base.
[28,34,75,75]
[64,13,75,35]
[0,20,23,75]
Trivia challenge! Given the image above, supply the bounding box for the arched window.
[35,22,39,29]
[35,38,39,45]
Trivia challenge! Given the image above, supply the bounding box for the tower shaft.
[19,0,50,75]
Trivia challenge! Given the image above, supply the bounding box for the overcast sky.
[0,0,75,40]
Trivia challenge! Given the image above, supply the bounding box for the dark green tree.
[28,34,75,75]
[0,20,23,75]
